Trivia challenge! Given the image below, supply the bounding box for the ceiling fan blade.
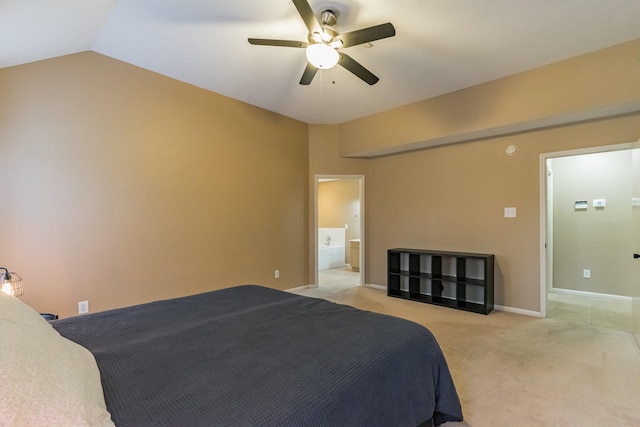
[292,0,322,35]
[338,53,379,85]
[336,22,396,48]
[299,63,319,85]
[248,38,307,48]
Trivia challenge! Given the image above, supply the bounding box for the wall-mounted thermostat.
[574,200,588,210]
[593,199,606,208]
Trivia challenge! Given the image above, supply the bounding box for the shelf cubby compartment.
[387,248,495,315]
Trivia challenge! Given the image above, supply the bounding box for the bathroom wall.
[318,228,346,248]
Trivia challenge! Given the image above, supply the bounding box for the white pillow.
[0,292,114,426]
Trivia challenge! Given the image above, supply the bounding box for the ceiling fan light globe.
[305,43,339,69]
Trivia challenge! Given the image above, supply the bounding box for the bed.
[1,285,463,426]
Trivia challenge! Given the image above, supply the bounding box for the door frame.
[539,141,639,317]
[314,174,365,286]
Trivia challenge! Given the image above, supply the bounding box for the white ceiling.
[3,0,640,124]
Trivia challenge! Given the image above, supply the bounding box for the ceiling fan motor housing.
[320,10,337,26]
[308,10,338,43]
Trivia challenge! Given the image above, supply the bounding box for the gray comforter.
[52,285,462,426]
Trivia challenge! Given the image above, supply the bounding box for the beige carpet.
[289,285,640,426]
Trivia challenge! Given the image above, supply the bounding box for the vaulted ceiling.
[3,0,640,124]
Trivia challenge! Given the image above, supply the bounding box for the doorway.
[541,143,640,332]
[315,175,364,288]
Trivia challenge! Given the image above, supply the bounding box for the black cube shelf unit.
[387,248,495,314]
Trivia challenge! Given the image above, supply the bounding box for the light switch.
[504,207,517,218]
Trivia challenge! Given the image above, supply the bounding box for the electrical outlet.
[78,300,89,314]
[274,270,280,279]
[504,207,517,218]
[583,269,591,279]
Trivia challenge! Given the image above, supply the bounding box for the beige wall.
[551,150,634,296]
[3,38,640,317]
[0,52,309,318]
[339,38,640,157]
[307,125,368,283]
[364,116,639,312]
[323,39,640,312]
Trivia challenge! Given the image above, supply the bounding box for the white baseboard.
[367,285,542,317]
[289,284,543,318]
[286,285,316,292]
[494,305,542,317]
[550,287,632,302]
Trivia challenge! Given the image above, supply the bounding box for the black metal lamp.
[1,267,24,297]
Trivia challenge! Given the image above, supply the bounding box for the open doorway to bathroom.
[315,175,364,288]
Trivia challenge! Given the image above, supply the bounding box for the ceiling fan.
[248,0,395,85]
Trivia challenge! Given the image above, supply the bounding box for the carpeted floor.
[289,285,640,426]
